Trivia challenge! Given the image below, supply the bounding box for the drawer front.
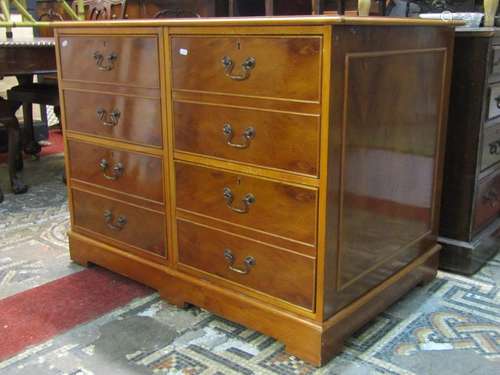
[174,101,319,176]
[72,189,165,256]
[59,35,159,87]
[473,170,500,234]
[481,122,500,171]
[487,84,500,121]
[175,162,317,245]
[491,45,500,76]
[68,140,164,203]
[178,219,315,309]
[64,90,162,147]
[171,36,321,101]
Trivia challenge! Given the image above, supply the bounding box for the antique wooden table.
[0,37,56,202]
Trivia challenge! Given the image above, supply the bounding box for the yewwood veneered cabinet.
[55,17,456,366]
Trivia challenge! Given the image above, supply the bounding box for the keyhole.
[236,176,241,185]
[236,40,241,50]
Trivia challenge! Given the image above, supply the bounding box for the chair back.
[72,0,128,20]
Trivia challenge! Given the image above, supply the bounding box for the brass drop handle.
[99,159,124,180]
[489,141,500,155]
[221,56,256,81]
[483,188,499,208]
[223,187,255,214]
[495,96,500,109]
[103,210,127,231]
[96,108,121,127]
[222,123,255,149]
[224,249,256,275]
[93,51,118,71]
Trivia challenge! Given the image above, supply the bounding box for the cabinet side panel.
[439,35,490,241]
[323,25,454,317]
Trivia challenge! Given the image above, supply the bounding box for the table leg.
[6,115,28,194]
[16,74,42,157]
[0,98,27,196]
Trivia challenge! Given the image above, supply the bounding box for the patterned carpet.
[0,155,499,375]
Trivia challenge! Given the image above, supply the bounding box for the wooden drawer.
[177,219,315,309]
[72,189,166,256]
[473,170,500,234]
[481,122,500,171]
[59,35,159,88]
[68,140,164,203]
[64,90,162,147]
[487,84,500,121]
[171,36,321,101]
[173,101,320,176]
[175,162,317,245]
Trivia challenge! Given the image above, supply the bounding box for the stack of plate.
[419,12,483,28]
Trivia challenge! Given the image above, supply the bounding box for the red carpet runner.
[0,267,152,361]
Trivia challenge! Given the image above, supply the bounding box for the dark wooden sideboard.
[54,16,456,365]
[439,28,500,275]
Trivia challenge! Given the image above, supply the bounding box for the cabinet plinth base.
[439,220,500,275]
[68,231,440,367]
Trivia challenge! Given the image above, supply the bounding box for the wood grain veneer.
[59,35,160,87]
[72,188,166,257]
[177,219,316,309]
[173,100,320,176]
[64,89,163,147]
[171,35,322,101]
[55,17,455,366]
[175,161,318,245]
[68,139,164,203]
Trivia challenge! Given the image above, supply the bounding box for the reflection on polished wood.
[173,100,320,175]
[55,18,455,366]
[175,161,318,245]
[171,36,322,101]
[336,47,444,309]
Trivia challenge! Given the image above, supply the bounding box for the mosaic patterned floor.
[1,155,499,375]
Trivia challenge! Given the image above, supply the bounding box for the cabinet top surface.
[455,27,499,37]
[52,15,462,29]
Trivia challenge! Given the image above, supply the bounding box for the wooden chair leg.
[6,116,28,195]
